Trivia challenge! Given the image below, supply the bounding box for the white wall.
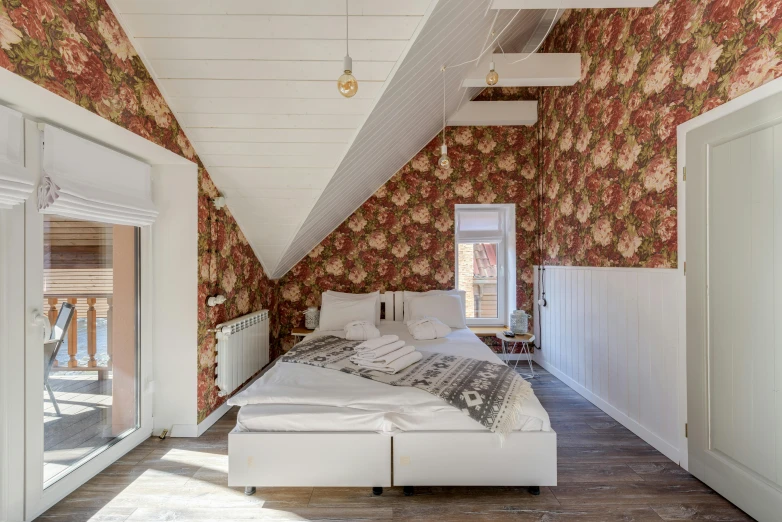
[151,164,199,436]
[534,265,683,464]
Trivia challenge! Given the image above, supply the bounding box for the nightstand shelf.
[469,326,509,338]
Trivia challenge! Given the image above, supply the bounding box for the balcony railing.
[46,294,112,377]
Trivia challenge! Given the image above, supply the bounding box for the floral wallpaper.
[5,0,782,412]
[274,125,541,355]
[534,0,782,268]
[0,0,274,423]
[197,170,276,422]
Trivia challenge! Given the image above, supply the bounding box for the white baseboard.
[533,355,680,464]
[197,400,233,436]
[193,360,278,437]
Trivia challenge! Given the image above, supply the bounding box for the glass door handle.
[32,310,51,341]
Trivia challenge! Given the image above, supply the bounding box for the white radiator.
[215,309,269,397]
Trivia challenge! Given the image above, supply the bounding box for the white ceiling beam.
[447,101,537,126]
[491,0,657,8]
[461,53,580,88]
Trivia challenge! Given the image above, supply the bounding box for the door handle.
[32,310,51,341]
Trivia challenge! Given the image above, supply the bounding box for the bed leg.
[403,486,414,497]
[527,486,540,496]
[244,486,256,496]
[372,487,383,496]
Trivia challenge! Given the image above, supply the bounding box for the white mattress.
[230,321,550,434]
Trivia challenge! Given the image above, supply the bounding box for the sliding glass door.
[40,215,140,486]
[21,119,151,519]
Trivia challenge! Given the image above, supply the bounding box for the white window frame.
[454,204,516,327]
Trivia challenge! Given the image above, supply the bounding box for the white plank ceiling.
[109,0,557,277]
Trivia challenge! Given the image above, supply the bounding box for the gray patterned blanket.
[281,335,533,436]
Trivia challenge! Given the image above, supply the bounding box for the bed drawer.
[392,431,557,486]
[228,432,391,487]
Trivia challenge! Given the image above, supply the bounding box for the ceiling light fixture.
[486,61,499,86]
[438,66,451,170]
[337,0,358,98]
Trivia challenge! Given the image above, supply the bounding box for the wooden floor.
[44,373,114,484]
[36,364,753,521]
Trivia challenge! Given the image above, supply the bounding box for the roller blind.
[38,125,157,226]
[455,209,504,241]
[0,105,33,209]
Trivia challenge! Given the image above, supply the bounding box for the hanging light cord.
[499,9,559,65]
[444,8,522,72]
[345,0,349,57]
[442,67,447,144]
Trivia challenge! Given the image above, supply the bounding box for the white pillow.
[403,290,466,321]
[408,294,467,329]
[319,293,377,331]
[324,290,381,325]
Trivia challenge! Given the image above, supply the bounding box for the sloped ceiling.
[109,0,434,274]
[109,0,552,278]
[272,2,550,278]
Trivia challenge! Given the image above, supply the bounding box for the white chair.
[44,302,76,416]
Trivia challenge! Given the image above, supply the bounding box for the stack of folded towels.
[350,335,422,374]
[344,320,380,341]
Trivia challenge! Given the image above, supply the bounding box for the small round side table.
[495,332,535,379]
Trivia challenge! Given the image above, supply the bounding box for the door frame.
[675,76,782,471]
[19,120,155,521]
[0,204,26,522]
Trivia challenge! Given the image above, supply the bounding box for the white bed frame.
[228,291,557,495]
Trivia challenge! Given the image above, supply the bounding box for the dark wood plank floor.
[36,364,754,521]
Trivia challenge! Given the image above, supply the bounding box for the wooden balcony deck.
[44,371,114,484]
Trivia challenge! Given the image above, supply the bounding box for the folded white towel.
[351,340,406,360]
[354,335,400,352]
[353,351,423,375]
[344,320,380,341]
[351,344,415,366]
[406,317,452,340]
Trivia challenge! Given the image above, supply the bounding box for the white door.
[686,90,782,522]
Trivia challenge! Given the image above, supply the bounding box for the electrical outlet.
[399,456,411,466]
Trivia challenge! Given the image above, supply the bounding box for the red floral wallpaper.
[0,0,274,423]
[536,0,782,267]
[274,125,540,355]
[5,0,782,412]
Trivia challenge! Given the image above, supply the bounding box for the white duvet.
[229,321,550,434]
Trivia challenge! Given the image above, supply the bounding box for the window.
[455,205,515,326]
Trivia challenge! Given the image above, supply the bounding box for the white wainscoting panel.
[533,266,682,463]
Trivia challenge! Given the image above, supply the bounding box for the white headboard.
[380,292,396,321]
[393,291,404,322]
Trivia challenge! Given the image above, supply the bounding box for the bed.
[227,291,557,495]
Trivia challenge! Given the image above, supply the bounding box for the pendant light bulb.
[438,144,451,169]
[338,55,358,98]
[338,1,357,98]
[486,61,499,86]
